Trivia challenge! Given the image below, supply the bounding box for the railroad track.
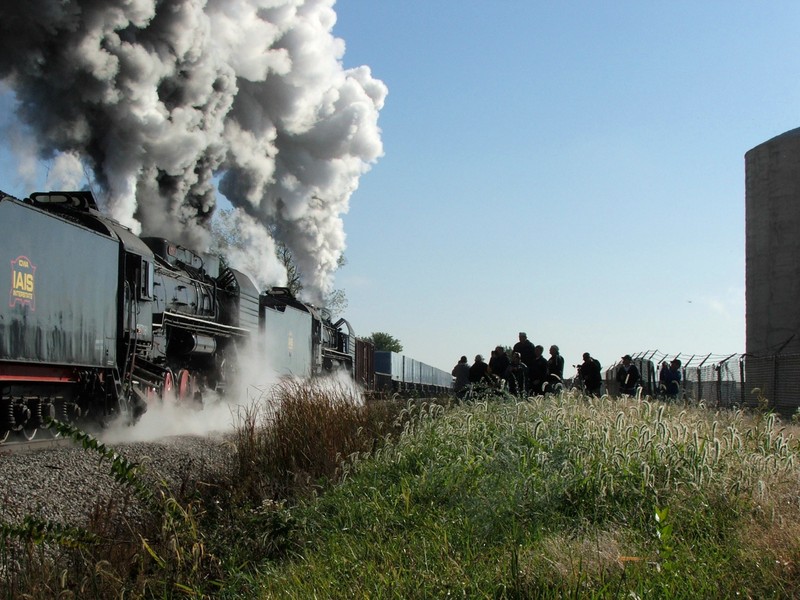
[0,431,73,455]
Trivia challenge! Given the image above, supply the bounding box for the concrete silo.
[745,128,800,413]
[745,127,800,356]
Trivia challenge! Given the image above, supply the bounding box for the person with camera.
[616,354,641,396]
[579,352,603,396]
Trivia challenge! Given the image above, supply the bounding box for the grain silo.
[745,127,800,412]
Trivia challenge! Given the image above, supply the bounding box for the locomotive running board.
[158,311,251,337]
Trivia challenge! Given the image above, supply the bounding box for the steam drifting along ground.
[0,0,387,302]
[102,338,365,445]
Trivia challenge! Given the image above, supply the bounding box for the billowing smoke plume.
[0,0,386,301]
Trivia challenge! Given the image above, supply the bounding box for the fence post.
[696,353,712,405]
[773,354,780,410]
[739,357,745,408]
[717,354,736,409]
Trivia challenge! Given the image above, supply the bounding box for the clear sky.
[3,2,800,377]
[326,1,800,374]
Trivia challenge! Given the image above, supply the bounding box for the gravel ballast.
[0,432,237,529]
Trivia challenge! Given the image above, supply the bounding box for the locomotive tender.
[0,190,452,442]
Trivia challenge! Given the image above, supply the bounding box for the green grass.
[3,385,800,599]
[250,392,800,599]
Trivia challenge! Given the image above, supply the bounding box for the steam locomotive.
[0,190,451,442]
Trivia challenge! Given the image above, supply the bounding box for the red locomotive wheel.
[177,369,194,403]
[162,370,175,403]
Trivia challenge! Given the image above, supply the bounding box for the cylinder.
[169,331,217,355]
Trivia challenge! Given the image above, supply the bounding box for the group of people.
[451,332,584,398]
[614,354,683,398]
[451,333,684,400]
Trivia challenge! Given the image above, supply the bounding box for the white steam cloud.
[100,337,364,444]
[0,0,386,300]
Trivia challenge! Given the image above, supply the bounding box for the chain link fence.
[601,351,800,418]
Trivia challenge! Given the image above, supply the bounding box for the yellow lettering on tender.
[12,271,34,294]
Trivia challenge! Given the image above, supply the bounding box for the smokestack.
[0,0,386,300]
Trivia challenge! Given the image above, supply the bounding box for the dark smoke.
[0,0,386,300]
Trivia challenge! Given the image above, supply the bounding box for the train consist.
[0,190,452,442]
[374,351,454,394]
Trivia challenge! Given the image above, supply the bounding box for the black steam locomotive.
[0,190,365,442]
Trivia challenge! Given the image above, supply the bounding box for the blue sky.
[3,2,800,376]
[326,1,800,374]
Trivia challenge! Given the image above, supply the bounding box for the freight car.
[374,350,453,395]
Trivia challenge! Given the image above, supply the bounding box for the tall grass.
[0,379,402,599]
[254,391,800,598]
[4,385,800,598]
[232,376,406,501]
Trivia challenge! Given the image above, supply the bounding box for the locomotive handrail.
[334,317,355,337]
[322,348,353,360]
[159,311,251,337]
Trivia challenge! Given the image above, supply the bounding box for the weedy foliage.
[0,419,223,599]
[232,376,406,501]
[4,387,800,599]
[255,391,800,598]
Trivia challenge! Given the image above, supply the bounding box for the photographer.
[616,354,640,396]
[580,352,602,396]
[659,358,682,399]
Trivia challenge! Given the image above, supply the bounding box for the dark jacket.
[468,361,490,384]
[659,364,681,397]
[548,354,565,380]
[529,355,549,393]
[616,364,640,392]
[513,339,536,369]
[581,358,602,391]
[489,353,510,381]
[452,362,470,392]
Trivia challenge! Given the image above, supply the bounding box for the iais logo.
[9,255,36,311]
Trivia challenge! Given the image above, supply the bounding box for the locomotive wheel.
[162,370,176,403]
[177,369,195,404]
[0,429,8,444]
[15,399,38,441]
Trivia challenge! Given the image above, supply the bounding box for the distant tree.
[367,332,403,353]
[274,239,303,296]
